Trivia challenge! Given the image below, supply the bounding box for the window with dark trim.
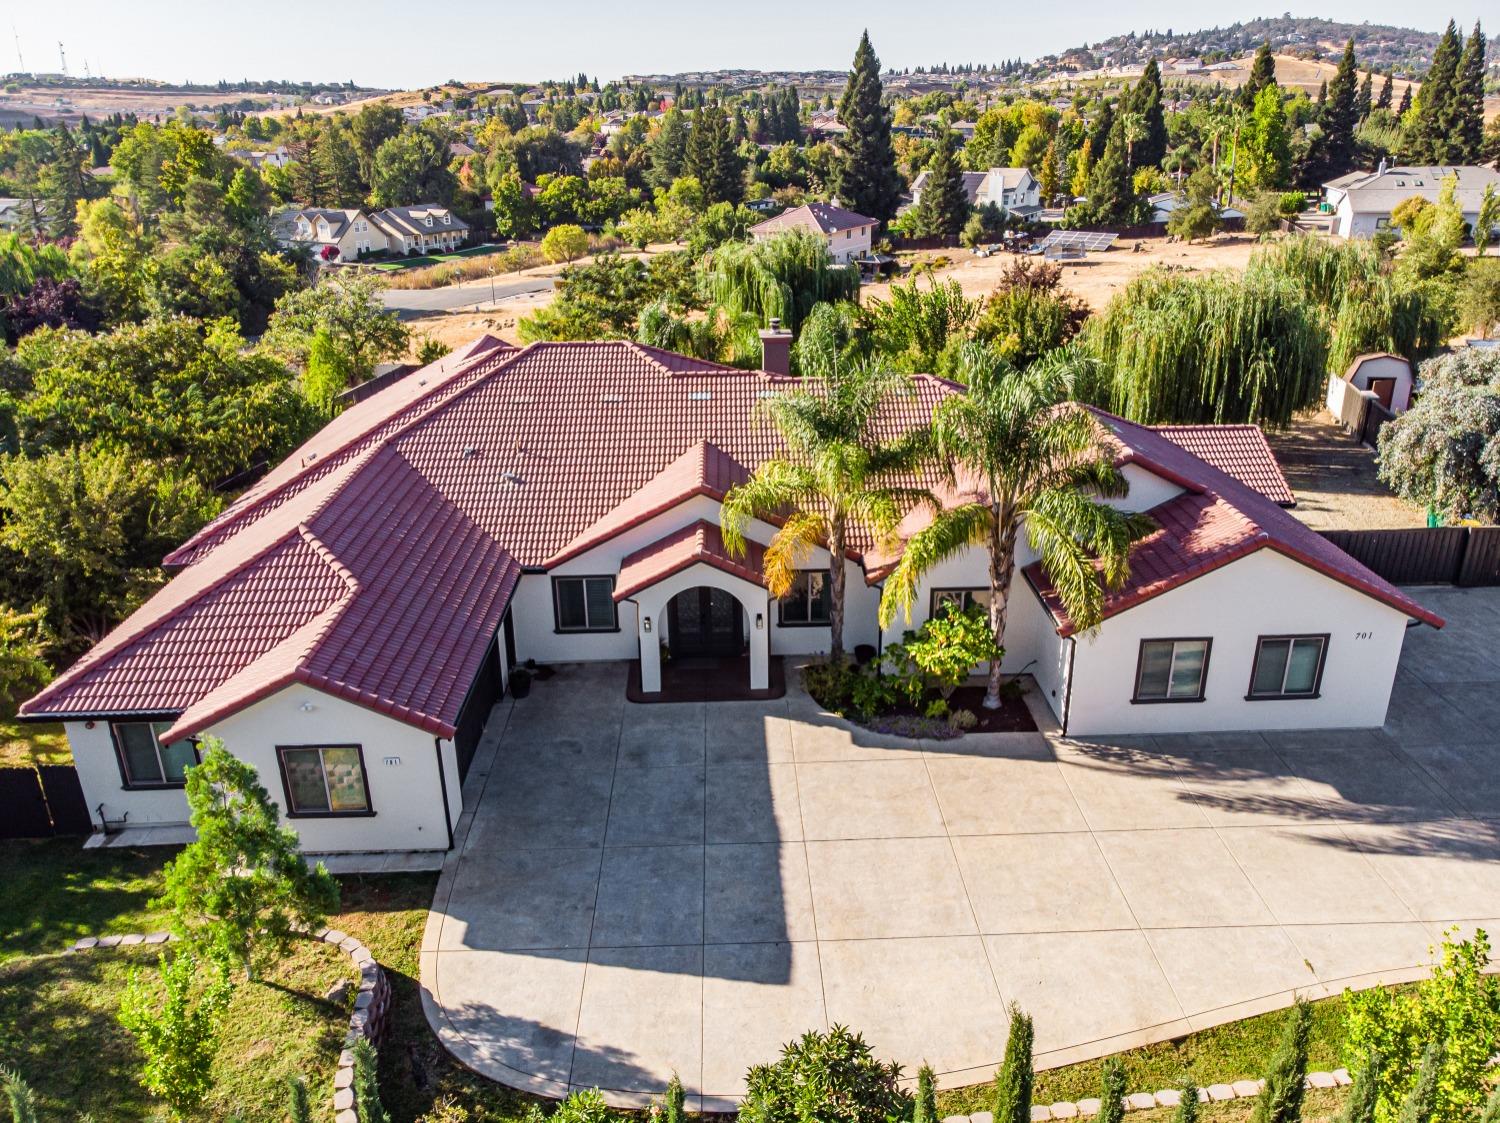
[778,570,831,626]
[112,722,198,788]
[552,575,617,632]
[276,745,372,816]
[1248,634,1328,699]
[929,588,991,618]
[1132,638,1212,703]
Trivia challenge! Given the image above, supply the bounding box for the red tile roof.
[1026,411,1444,636]
[614,521,767,601]
[1150,424,1297,506]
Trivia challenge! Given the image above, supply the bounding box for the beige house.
[284,208,389,260]
[748,202,877,264]
[369,205,469,254]
[910,166,1042,214]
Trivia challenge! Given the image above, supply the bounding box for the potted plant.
[509,666,532,698]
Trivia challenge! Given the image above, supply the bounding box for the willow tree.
[1082,266,1326,426]
[704,230,860,335]
[880,347,1151,709]
[721,361,928,664]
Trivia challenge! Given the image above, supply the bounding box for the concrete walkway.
[421,586,1500,1110]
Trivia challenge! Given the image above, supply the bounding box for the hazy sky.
[8,1,1491,88]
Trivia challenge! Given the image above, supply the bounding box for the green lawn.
[0,840,1368,1123]
[369,243,509,271]
[0,716,70,768]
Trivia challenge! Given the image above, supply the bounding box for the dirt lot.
[1265,412,1425,531]
[868,232,1262,311]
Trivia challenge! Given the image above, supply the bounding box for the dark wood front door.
[667,588,743,659]
[1368,377,1396,410]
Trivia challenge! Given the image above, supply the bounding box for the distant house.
[282,208,389,260]
[369,205,469,255]
[1322,164,1500,239]
[749,202,877,264]
[0,198,30,231]
[910,166,1041,213]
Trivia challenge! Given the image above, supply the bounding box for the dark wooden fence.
[1320,527,1500,587]
[888,234,962,251]
[1358,399,1397,449]
[0,765,92,839]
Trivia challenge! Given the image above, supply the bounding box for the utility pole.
[58,40,67,77]
[11,24,22,73]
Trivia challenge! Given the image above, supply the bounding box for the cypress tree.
[288,1076,312,1123]
[1377,74,1394,111]
[1396,1042,1444,1123]
[1249,998,1311,1123]
[1480,1082,1500,1123]
[686,105,744,204]
[351,1039,391,1123]
[1453,22,1486,163]
[1356,72,1373,122]
[1090,100,1115,161]
[1097,1058,1127,1123]
[915,1064,939,1123]
[1338,1053,1381,1123]
[836,31,902,222]
[663,1072,686,1123]
[1397,84,1412,116]
[1240,42,1277,110]
[1316,80,1327,108]
[1131,59,1168,170]
[1086,118,1136,225]
[1412,22,1460,162]
[1321,40,1359,175]
[992,1005,1035,1123]
[1175,1079,1200,1123]
[914,129,970,238]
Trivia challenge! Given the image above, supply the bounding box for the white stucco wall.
[1063,549,1414,735]
[63,684,458,852]
[206,683,456,853]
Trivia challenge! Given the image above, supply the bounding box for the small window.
[424,216,433,227]
[443,213,452,225]
[553,576,618,632]
[1249,635,1328,699]
[1133,638,1211,703]
[930,588,990,618]
[278,745,371,816]
[112,722,198,788]
[779,570,831,626]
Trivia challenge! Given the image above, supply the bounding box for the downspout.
[433,737,454,851]
[1060,636,1078,738]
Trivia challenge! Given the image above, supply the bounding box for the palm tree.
[721,360,929,664]
[879,346,1152,709]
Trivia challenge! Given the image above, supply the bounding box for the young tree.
[722,362,928,664]
[1,1067,38,1123]
[1397,1043,1445,1123]
[880,348,1150,708]
[1481,1084,1500,1123]
[914,1065,938,1123]
[1475,186,1500,258]
[835,32,903,223]
[992,1004,1035,1123]
[1097,1058,1128,1123]
[1339,1054,1382,1123]
[662,1072,686,1123]
[541,224,590,264]
[1167,167,1223,243]
[157,739,340,978]
[913,129,969,239]
[352,1038,391,1123]
[289,1075,313,1123]
[1175,1078,1201,1123]
[117,949,235,1119]
[1461,259,1500,339]
[1250,998,1311,1123]
[1247,84,1292,192]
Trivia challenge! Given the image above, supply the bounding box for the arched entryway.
[666,586,745,661]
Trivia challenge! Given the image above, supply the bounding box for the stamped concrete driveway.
[422,586,1500,1111]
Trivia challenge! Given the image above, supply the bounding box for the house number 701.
[1353,631,1373,640]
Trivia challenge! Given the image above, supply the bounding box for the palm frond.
[878,503,992,628]
[721,461,817,556]
[763,511,827,598]
[1026,489,1152,629]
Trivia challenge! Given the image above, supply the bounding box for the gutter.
[1060,636,1078,738]
[433,737,455,851]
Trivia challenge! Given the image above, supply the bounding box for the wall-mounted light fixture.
[299,701,316,713]
[643,616,653,633]
[755,612,764,630]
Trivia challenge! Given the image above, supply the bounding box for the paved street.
[422,585,1500,1111]
[381,274,555,316]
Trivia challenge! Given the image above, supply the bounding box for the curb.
[68,927,389,1123]
[943,1070,1353,1123]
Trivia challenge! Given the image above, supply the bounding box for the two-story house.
[748,202,877,264]
[368,205,470,255]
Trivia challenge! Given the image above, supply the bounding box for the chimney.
[759,317,793,376]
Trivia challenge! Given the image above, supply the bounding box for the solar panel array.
[1037,229,1119,252]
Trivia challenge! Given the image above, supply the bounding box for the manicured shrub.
[1174,1078,1200,1123]
[288,1075,312,1123]
[552,1088,616,1123]
[352,1038,391,1123]
[915,1064,938,1123]
[1097,1057,1127,1123]
[740,1025,911,1123]
[993,1004,1035,1123]
[117,948,234,1119]
[662,1072,686,1123]
[1250,998,1311,1123]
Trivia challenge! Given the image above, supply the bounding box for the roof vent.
[689,390,712,401]
[757,389,780,398]
[500,471,523,488]
[462,445,479,459]
[600,393,625,403]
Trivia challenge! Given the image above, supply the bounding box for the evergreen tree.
[1453,22,1486,163]
[1249,84,1292,191]
[1396,1042,1444,1123]
[352,1039,391,1123]
[915,1065,938,1123]
[1249,999,1311,1123]
[648,107,690,190]
[1356,72,1373,122]
[836,31,903,222]
[1480,1083,1500,1123]
[1320,39,1359,175]
[1090,101,1115,161]
[289,1076,312,1123]
[1377,74,1394,111]
[1240,42,1277,110]
[1412,22,1460,162]
[1397,84,1412,116]
[685,105,744,205]
[1097,1059,1127,1123]
[1338,1054,1381,1123]
[1130,59,1168,170]
[992,1005,1035,1123]
[1086,118,1136,225]
[914,129,969,238]
[1175,1078,1200,1123]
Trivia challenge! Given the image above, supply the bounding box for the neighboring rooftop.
[1151,424,1297,507]
[750,202,876,237]
[1324,165,1500,213]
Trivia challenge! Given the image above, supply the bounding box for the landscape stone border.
[67,927,389,1123]
[945,1070,1353,1123]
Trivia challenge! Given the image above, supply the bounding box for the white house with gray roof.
[1322,164,1500,240]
